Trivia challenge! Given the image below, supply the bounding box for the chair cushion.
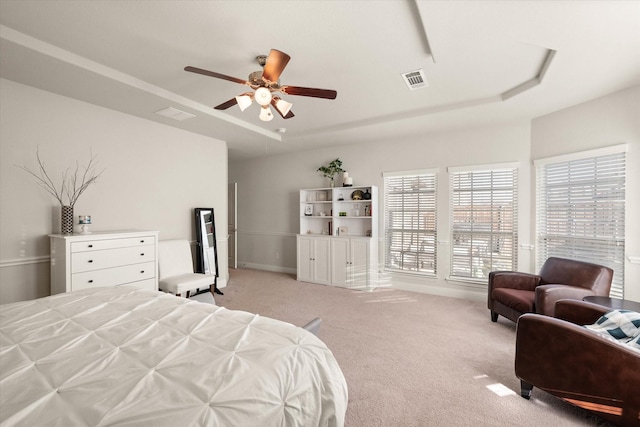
[492,288,535,314]
[160,273,214,294]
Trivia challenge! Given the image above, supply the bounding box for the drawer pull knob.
[88,280,93,283]
[88,260,93,263]
[140,253,145,256]
[88,244,93,248]
[140,240,145,243]
[140,270,145,274]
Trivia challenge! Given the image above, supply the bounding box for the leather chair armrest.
[534,284,596,316]
[488,271,541,291]
[554,299,610,325]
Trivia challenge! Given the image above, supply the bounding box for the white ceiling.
[1,1,639,161]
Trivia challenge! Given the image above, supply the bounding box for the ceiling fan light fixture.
[254,87,272,106]
[235,94,253,111]
[259,105,274,121]
[274,97,293,116]
[185,48,337,120]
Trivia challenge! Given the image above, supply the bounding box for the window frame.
[383,169,438,276]
[534,144,626,298]
[448,162,519,283]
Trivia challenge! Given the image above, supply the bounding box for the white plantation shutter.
[535,147,626,298]
[384,171,437,275]
[449,165,518,280]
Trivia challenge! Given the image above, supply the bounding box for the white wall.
[0,79,229,303]
[531,86,640,302]
[230,121,533,301]
[230,86,640,302]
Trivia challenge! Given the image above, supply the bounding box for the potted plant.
[317,158,344,187]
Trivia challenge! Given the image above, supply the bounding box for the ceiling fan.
[185,49,337,121]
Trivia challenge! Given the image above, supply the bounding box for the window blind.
[450,167,518,280]
[384,172,437,275]
[536,151,625,298]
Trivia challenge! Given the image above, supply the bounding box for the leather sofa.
[488,257,613,323]
[515,299,640,426]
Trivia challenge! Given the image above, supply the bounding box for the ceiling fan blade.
[214,98,238,110]
[280,85,337,99]
[262,49,291,83]
[185,66,248,85]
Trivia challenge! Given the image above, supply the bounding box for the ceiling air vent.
[155,107,196,121]
[401,69,428,90]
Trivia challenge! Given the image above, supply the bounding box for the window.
[535,145,626,298]
[384,170,437,275]
[449,164,518,280]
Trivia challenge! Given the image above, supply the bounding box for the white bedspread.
[0,287,347,426]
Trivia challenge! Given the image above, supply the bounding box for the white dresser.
[50,230,159,294]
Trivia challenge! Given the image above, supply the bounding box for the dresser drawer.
[71,261,156,290]
[71,236,156,253]
[71,245,155,273]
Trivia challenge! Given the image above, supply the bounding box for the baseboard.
[237,262,297,275]
[235,262,486,302]
[391,280,486,302]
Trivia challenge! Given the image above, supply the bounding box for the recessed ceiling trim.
[410,0,436,63]
[290,47,557,138]
[155,107,196,121]
[0,25,281,142]
[538,49,556,82]
[288,95,502,138]
[502,48,556,101]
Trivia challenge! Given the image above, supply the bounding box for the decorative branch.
[18,148,103,207]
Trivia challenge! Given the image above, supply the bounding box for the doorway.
[228,182,237,269]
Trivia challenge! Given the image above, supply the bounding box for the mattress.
[0,286,348,426]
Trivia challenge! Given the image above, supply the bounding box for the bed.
[0,286,348,426]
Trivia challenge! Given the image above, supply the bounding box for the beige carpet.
[216,268,613,427]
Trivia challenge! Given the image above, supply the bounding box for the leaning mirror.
[194,208,222,294]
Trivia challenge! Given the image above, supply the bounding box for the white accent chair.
[158,239,215,300]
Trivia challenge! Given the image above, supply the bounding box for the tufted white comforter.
[0,286,347,426]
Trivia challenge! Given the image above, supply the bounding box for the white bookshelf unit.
[297,186,378,289]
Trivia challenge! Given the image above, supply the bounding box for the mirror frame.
[194,207,219,281]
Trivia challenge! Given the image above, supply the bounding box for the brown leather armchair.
[488,257,613,323]
[515,299,640,426]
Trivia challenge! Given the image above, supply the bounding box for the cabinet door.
[297,236,313,282]
[331,238,350,287]
[349,239,370,289]
[313,237,332,285]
